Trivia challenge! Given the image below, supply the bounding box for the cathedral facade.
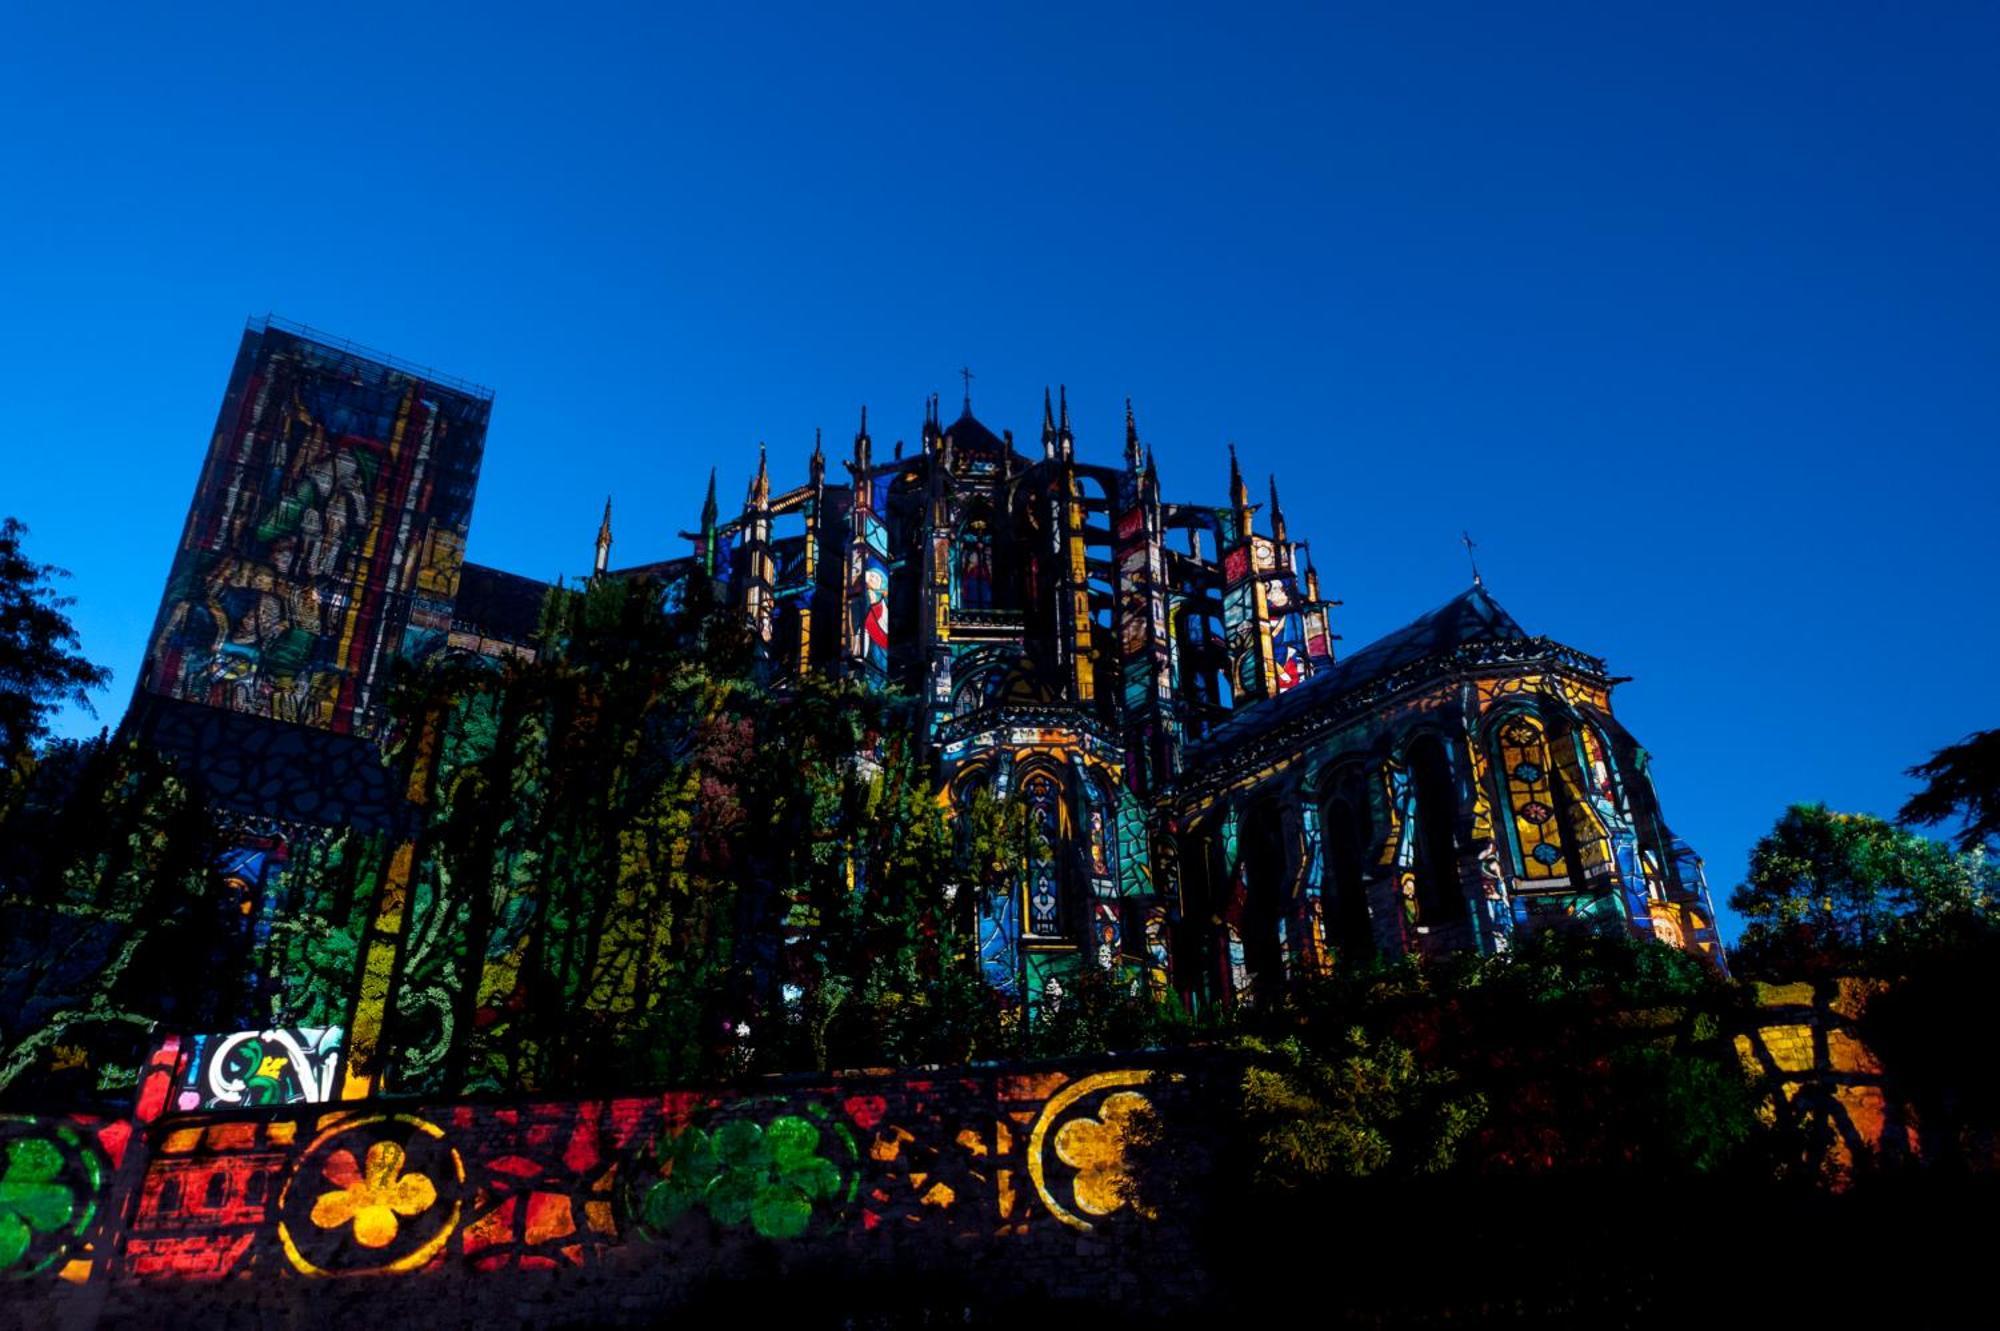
[138,321,1723,1029]
[602,389,1725,1008]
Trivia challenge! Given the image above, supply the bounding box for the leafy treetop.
[0,518,111,766]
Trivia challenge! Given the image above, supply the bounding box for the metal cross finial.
[1461,530,1482,587]
[960,366,974,410]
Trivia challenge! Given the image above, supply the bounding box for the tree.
[1901,727,2000,853]
[0,518,111,765]
[1729,803,1996,972]
[0,735,237,1101]
[1237,1026,1486,1187]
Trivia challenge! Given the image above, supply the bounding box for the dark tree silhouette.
[1901,728,2000,852]
[0,517,111,762]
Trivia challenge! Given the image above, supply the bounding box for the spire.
[811,427,825,487]
[1267,474,1288,544]
[1228,442,1251,512]
[848,403,872,491]
[747,442,770,508]
[593,495,613,576]
[699,468,719,575]
[1057,384,1073,459]
[1041,386,1058,460]
[1301,540,1321,601]
[1124,397,1142,473]
[1462,531,1483,588]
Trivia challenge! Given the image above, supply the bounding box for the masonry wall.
[1,1053,1217,1329]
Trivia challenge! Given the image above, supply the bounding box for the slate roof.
[454,562,551,646]
[943,408,1009,457]
[1197,584,1534,752]
[1310,583,1528,692]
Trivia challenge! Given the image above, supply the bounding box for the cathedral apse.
[623,386,1723,1009]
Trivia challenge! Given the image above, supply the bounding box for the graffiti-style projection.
[172,1028,344,1111]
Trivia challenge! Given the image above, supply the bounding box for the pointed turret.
[810,427,826,488]
[1041,386,1058,460]
[1267,474,1288,545]
[747,442,770,509]
[923,393,943,453]
[1056,384,1074,460]
[1228,442,1250,510]
[1227,441,1255,544]
[853,405,873,482]
[1301,541,1321,601]
[698,467,719,576]
[593,495,613,576]
[1124,398,1143,474]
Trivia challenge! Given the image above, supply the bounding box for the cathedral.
[137,319,1724,1029]
[609,388,1726,1005]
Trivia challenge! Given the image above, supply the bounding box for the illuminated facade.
[620,390,1725,1007]
[136,326,1722,1030]
[140,318,494,739]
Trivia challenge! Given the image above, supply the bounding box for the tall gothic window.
[1322,787,1377,964]
[956,517,995,611]
[1022,771,1064,936]
[1408,736,1464,927]
[1240,801,1289,1004]
[1492,712,1572,883]
[1551,721,1616,887]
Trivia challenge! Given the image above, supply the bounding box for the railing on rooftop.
[249,314,497,401]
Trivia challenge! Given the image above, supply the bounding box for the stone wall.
[0,1053,1217,1328]
[1734,976,1920,1183]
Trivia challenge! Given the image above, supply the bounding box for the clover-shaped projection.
[0,1138,73,1272]
[643,1114,846,1240]
[310,1140,438,1249]
[1053,1090,1154,1219]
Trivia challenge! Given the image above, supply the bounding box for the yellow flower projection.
[1053,1090,1153,1218]
[1027,1068,1179,1231]
[310,1141,437,1248]
[277,1114,464,1276]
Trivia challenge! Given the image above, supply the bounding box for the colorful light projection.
[1,1060,1186,1284]
[142,322,490,738]
[170,1028,344,1112]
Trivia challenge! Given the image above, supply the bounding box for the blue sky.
[3,2,1996,937]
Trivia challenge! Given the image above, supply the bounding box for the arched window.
[1170,830,1222,1008]
[955,515,996,611]
[1549,720,1616,887]
[1240,801,1289,1004]
[1491,712,1573,883]
[1321,786,1376,965]
[1021,770,1065,937]
[1407,736,1465,927]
